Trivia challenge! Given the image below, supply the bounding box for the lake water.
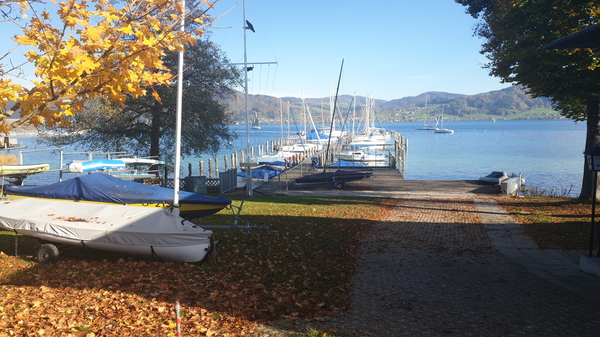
[4,119,587,196]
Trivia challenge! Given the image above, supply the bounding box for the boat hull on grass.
[0,199,212,262]
[5,173,231,219]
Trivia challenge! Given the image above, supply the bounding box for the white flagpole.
[174,0,186,207]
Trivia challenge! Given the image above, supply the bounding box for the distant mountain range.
[227,85,557,124]
[5,85,557,126]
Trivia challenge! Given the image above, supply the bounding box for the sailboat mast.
[280,99,283,139]
[173,0,186,206]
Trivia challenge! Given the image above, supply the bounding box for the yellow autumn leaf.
[75,56,99,73]
[119,24,134,35]
[151,91,162,104]
[85,26,103,42]
[13,34,37,46]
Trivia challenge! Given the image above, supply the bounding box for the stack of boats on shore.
[1,173,230,263]
[66,156,165,182]
[0,153,230,263]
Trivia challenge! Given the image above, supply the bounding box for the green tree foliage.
[455,0,600,198]
[39,37,240,163]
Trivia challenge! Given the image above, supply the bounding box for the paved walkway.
[252,165,600,336]
[259,196,600,337]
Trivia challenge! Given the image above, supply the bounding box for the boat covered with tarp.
[0,198,212,263]
[5,173,231,219]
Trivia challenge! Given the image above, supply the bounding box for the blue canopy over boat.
[5,173,231,218]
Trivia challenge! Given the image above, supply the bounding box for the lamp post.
[584,146,600,256]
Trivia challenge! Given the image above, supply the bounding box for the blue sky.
[3,0,509,102]
[205,0,510,101]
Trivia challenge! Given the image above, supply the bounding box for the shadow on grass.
[0,196,394,335]
[496,196,592,250]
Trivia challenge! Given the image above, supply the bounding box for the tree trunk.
[149,107,162,158]
[579,100,600,199]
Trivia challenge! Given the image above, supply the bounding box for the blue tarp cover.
[258,161,286,168]
[5,173,231,206]
[237,169,280,179]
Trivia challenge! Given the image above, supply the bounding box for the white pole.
[174,0,186,206]
[243,0,253,196]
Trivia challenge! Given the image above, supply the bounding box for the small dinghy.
[479,171,509,184]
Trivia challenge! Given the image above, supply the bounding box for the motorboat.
[479,171,509,184]
[5,173,231,219]
[0,198,212,263]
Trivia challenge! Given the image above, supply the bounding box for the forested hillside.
[225,85,557,124]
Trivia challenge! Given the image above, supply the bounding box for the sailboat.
[251,116,261,129]
[434,105,454,134]
[0,2,217,263]
[417,95,439,130]
[347,95,390,148]
[292,60,374,189]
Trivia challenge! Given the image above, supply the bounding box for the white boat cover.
[0,198,212,262]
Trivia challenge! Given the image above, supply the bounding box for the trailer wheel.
[37,243,60,264]
[335,182,344,189]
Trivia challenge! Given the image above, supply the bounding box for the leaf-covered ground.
[0,196,395,336]
[496,196,592,250]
